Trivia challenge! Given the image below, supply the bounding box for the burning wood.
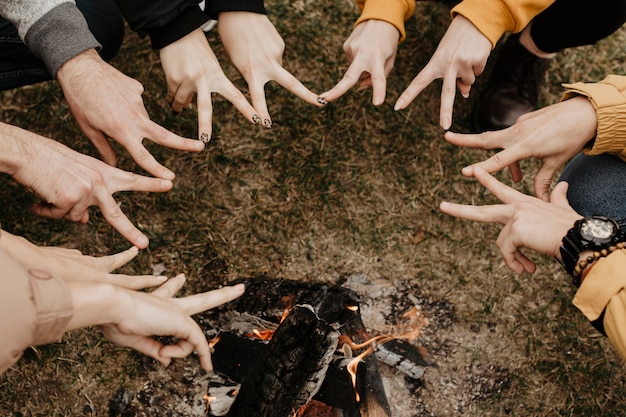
[199,277,430,417]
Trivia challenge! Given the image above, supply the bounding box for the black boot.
[472,33,552,131]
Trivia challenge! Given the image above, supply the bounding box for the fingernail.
[263,118,272,128]
[394,99,404,111]
[163,169,175,180]
[442,117,451,130]
[233,283,246,292]
[161,179,172,189]
[129,246,139,253]
[316,97,327,105]
[252,114,261,124]
[200,132,210,143]
[156,275,167,282]
[461,92,470,99]
[136,235,149,248]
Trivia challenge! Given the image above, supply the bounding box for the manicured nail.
[252,114,261,124]
[200,132,210,143]
[263,118,272,128]
[316,97,327,105]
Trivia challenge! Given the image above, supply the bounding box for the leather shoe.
[472,33,552,131]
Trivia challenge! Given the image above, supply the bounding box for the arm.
[572,250,626,361]
[0,122,175,248]
[0,0,100,77]
[561,75,626,160]
[451,0,556,48]
[354,0,416,42]
[0,247,245,375]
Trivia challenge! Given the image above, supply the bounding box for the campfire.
[199,277,431,417]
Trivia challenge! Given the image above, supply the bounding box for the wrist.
[66,282,123,330]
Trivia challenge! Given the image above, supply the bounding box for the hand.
[217,11,322,127]
[394,15,492,130]
[3,125,172,248]
[439,167,581,274]
[0,230,164,290]
[56,49,205,180]
[159,28,259,142]
[95,276,245,371]
[444,97,598,201]
[320,19,400,105]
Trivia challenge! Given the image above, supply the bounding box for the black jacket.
[115,0,266,50]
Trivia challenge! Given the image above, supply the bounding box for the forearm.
[562,75,626,160]
[0,122,41,176]
[0,249,73,374]
[65,282,123,330]
[451,0,556,48]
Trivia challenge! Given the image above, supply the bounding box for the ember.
[200,277,431,417]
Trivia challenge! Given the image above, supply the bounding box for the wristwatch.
[560,215,625,284]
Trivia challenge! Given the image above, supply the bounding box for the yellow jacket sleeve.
[451,0,556,48]
[573,249,626,361]
[562,75,626,161]
[354,0,416,42]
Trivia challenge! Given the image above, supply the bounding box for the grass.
[0,0,625,415]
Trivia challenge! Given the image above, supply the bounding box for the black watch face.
[580,218,615,241]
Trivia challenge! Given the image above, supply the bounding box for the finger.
[176,283,245,315]
[507,161,523,183]
[96,194,149,248]
[151,274,187,298]
[110,171,173,194]
[444,130,507,150]
[160,323,213,371]
[320,66,363,103]
[195,90,214,143]
[248,82,272,128]
[213,80,258,125]
[90,246,140,273]
[456,79,472,99]
[439,200,511,225]
[170,83,195,114]
[550,181,574,210]
[32,202,71,220]
[460,148,522,178]
[533,160,559,201]
[370,67,387,106]
[472,167,526,205]
[103,273,168,290]
[272,67,321,107]
[87,130,118,167]
[394,67,438,111]
[514,249,537,274]
[439,72,458,130]
[143,122,206,154]
[496,228,532,275]
[112,333,171,367]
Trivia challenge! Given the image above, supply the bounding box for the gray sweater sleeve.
[0,0,101,77]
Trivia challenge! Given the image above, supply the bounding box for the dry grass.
[0,1,625,416]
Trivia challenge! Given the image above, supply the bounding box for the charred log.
[375,339,430,380]
[225,305,339,417]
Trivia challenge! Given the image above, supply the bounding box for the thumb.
[550,181,572,208]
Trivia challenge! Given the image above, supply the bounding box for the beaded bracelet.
[573,241,626,287]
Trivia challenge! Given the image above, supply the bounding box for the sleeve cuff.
[148,7,210,50]
[354,0,415,42]
[573,249,626,321]
[203,0,267,20]
[23,3,101,78]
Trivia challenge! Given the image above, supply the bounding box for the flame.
[203,393,215,414]
[208,335,220,349]
[245,328,275,341]
[346,305,359,312]
[342,305,430,402]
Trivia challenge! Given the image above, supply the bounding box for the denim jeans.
[0,0,124,90]
[559,153,626,228]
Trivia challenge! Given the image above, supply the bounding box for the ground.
[1,1,625,416]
